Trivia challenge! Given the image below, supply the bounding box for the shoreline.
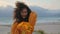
[0,23,60,34]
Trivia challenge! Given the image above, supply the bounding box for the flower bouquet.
[17,22,33,34]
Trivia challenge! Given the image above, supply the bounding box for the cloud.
[39,0,60,10]
[0,0,10,7]
[22,0,60,10]
[21,0,40,6]
[0,0,60,10]
[0,0,14,7]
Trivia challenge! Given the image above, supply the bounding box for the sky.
[0,0,60,10]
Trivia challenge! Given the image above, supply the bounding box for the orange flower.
[17,22,33,32]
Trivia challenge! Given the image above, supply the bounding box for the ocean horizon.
[0,17,60,34]
[0,17,60,25]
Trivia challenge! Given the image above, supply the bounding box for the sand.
[0,23,60,34]
[0,25,37,34]
[0,25,11,34]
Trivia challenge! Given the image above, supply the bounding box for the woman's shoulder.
[30,11,37,16]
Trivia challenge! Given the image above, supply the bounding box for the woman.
[11,1,37,34]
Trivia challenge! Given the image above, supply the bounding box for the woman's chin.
[23,17,26,18]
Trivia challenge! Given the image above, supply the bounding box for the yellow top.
[11,11,37,34]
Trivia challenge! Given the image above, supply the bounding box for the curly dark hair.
[14,1,31,23]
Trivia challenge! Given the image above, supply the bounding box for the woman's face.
[20,8,28,18]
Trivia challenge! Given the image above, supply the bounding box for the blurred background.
[0,0,60,34]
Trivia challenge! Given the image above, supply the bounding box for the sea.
[0,17,60,34]
[0,17,60,25]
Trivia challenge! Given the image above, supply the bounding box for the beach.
[0,25,11,34]
[0,23,60,34]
